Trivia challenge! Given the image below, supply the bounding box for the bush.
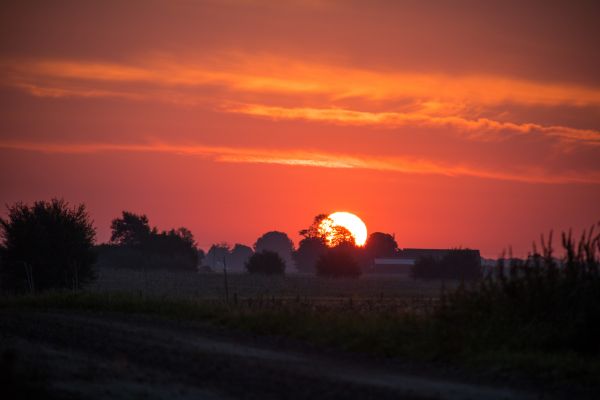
[435,226,600,356]
[411,249,481,280]
[0,199,97,293]
[316,244,361,278]
[245,250,286,275]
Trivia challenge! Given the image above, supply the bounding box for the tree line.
[0,198,482,294]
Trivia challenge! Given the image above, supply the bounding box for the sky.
[0,0,599,257]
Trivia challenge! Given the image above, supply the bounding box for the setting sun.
[319,211,368,247]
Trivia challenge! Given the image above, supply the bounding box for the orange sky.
[1,0,599,257]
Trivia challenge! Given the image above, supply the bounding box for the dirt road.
[0,310,549,399]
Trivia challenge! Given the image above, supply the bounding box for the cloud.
[1,140,598,185]
[225,103,600,144]
[3,55,600,107]
[2,55,599,148]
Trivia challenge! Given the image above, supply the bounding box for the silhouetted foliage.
[197,247,205,267]
[364,232,398,258]
[316,243,362,278]
[0,199,96,293]
[245,250,286,275]
[301,213,355,247]
[229,244,254,271]
[295,214,359,273]
[254,231,294,269]
[147,228,198,267]
[411,249,481,280]
[293,237,328,273]
[110,211,151,247]
[298,214,329,238]
[204,243,230,271]
[361,232,399,269]
[203,243,254,271]
[98,212,198,271]
[435,225,600,356]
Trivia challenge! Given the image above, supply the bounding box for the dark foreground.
[0,310,569,400]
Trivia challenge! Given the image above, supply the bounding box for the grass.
[3,224,599,389]
[2,289,599,387]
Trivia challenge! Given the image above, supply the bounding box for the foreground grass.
[2,291,599,388]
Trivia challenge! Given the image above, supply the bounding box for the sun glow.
[319,211,368,247]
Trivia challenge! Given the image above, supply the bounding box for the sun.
[319,211,368,247]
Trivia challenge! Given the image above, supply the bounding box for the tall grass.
[435,225,600,357]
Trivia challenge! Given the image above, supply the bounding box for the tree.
[362,232,399,269]
[0,199,97,293]
[101,212,198,271]
[316,243,361,278]
[254,231,294,269]
[300,213,354,247]
[229,244,254,271]
[294,214,357,273]
[299,214,329,238]
[110,211,151,247]
[364,232,398,258]
[293,237,328,273]
[204,243,230,270]
[147,228,198,269]
[245,250,285,275]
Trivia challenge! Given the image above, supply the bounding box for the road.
[0,310,547,400]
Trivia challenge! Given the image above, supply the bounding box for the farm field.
[91,267,456,302]
[3,267,599,400]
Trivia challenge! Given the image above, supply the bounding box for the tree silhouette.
[316,243,361,278]
[254,231,294,269]
[100,212,198,271]
[299,214,329,238]
[293,237,328,273]
[362,232,399,269]
[245,250,285,275]
[110,211,151,247]
[300,213,356,246]
[229,244,254,271]
[205,243,230,270]
[294,214,357,273]
[364,232,398,258]
[0,199,96,293]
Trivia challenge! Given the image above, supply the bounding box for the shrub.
[411,249,481,280]
[0,199,97,293]
[316,244,361,278]
[245,250,286,275]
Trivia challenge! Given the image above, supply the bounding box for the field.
[92,267,453,301]
[2,267,599,400]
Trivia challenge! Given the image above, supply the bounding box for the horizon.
[1,1,599,259]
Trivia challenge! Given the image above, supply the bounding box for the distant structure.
[369,248,481,275]
[371,257,414,275]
